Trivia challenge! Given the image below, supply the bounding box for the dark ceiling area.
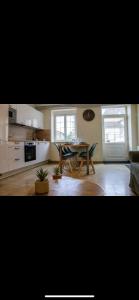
[0,95,138,104]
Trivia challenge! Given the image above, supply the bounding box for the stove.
[24,141,36,162]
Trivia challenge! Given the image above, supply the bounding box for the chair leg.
[91,159,95,174]
[79,160,84,173]
[68,160,73,173]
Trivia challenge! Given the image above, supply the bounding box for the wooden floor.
[0,163,135,196]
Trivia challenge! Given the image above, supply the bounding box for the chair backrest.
[54,143,68,156]
[55,143,60,152]
[89,143,97,157]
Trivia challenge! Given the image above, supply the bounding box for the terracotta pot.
[35,179,49,194]
[52,174,62,180]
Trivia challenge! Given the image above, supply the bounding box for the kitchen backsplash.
[8,125,35,141]
[8,125,51,141]
[34,129,51,141]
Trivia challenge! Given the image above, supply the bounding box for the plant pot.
[35,179,49,194]
[52,174,62,180]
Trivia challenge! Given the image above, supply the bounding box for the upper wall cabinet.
[0,104,9,142]
[9,104,17,109]
[36,110,44,129]
[16,104,29,125]
[16,104,44,129]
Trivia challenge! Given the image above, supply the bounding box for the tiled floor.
[0,163,135,196]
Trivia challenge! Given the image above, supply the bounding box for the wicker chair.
[78,143,97,174]
[55,143,74,173]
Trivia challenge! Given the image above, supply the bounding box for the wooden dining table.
[59,143,90,175]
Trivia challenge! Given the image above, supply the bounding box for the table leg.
[87,147,89,175]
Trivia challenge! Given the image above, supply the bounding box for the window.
[102,106,126,115]
[52,109,77,142]
[102,105,127,144]
[104,117,125,143]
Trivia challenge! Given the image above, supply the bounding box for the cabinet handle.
[15,147,20,149]
[15,158,20,161]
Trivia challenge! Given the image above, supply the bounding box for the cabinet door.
[32,108,39,128]
[0,144,8,174]
[9,104,17,109]
[36,143,42,162]
[37,111,44,129]
[8,145,25,171]
[24,105,33,127]
[0,104,8,142]
[41,142,50,161]
[17,104,29,125]
[36,142,50,162]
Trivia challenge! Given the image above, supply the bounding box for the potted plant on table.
[52,166,62,180]
[35,168,49,194]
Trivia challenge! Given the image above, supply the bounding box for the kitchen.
[0,104,50,177]
[0,103,138,196]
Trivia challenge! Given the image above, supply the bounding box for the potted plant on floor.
[52,166,62,180]
[35,168,49,194]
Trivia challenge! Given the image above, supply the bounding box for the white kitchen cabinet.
[8,142,25,171]
[0,144,8,174]
[16,104,44,129]
[37,110,44,129]
[9,104,17,109]
[31,108,44,129]
[36,142,50,163]
[16,104,29,125]
[32,108,39,128]
[0,104,9,142]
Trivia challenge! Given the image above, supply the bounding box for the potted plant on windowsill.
[35,168,49,194]
[52,166,62,180]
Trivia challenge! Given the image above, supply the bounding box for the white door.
[102,114,129,161]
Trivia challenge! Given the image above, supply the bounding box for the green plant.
[36,168,48,181]
[54,166,61,176]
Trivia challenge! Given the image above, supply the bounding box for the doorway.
[102,105,129,162]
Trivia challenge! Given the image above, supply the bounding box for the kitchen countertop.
[8,140,50,143]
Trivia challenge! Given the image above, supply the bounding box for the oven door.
[25,145,36,162]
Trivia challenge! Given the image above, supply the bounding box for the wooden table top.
[47,176,104,196]
[63,143,90,148]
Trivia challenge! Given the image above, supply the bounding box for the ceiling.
[34,103,109,109]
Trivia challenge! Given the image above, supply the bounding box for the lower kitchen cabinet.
[0,141,50,175]
[0,144,9,174]
[8,143,25,171]
[36,142,50,163]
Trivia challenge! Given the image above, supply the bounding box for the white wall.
[42,104,139,161]
[127,104,138,150]
[42,106,103,161]
[76,107,103,161]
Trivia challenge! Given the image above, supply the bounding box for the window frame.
[53,110,77,143]
[101,105,128,145]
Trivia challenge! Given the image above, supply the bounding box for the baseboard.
[103,161,130,164]
[0,161,49,180]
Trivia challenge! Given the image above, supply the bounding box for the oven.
[9,107,17,124]
[24,142,36,162]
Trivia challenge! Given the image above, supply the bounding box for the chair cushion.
[79,151,87,157]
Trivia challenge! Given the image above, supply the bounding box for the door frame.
[102,111,129,162]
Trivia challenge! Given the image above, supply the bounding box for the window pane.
[55,116,65,141]
[54,114,77,141]
[104,117,125,143]
[66,115,76,141]
[102,106,126,115]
